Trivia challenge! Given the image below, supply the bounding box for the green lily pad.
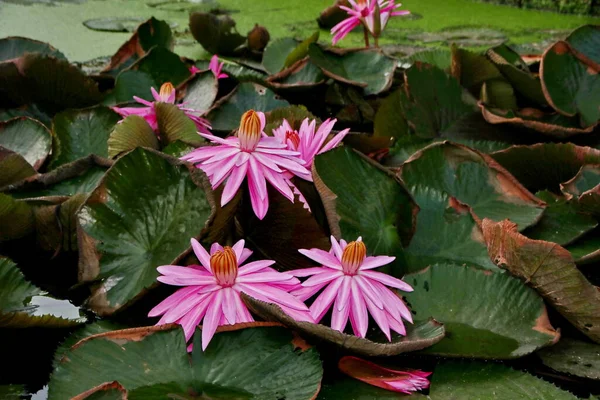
[451,46,505,96]
[541,28,600,127]
[481,79,518,110]
[77,148,215,315]
[537,338,600,380]
[0,147,37,189]
[263,37,298,74]
[399,142,545,230]
[285,31,319,69]
[308,44,397,96]
[182,70,218,113]
[523,190,598,246]
[0,386,25,399]
[0,257,84,327]
[189,12,246,56]
[405,264,559,359]
[49,324,323,400]
[48,107,119,170]
[0,193,34,241]
[491,143,600,193]
[107,115,159,158]
[404,186,498,272]
[83,17,146,32]
[207,82,289,132]
[244,295,445,357]
[313,146,418,275]
[429,361,577,399]
[403,48,451,71]
[566,228,600,264]
[101,17,173,77]
[268,58,325,90]
[0,36,66,62]
[108,70,157,104]
[162,140,195,158]
[0,117,51,170]
[132,47,191,88]
[483,219,600,343]
[155,102,204,146]
[373,89,409,140]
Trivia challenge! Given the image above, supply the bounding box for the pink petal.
[221,161,249,206]
[201,289,224,350]
[248,172,269,220]
[298,248,342,270]
[231,239,246,261]
[163,291,213,324]
[238,260,276,276]
[236,271,295,284]
[329,236,343,259]
[349,279,369,338]
[360,270,413,292]
[221,287,237,325]
[179,292,214,341]
[309,276,344,322]
[236,283,308,311]
[210,243,223,254]
[336,275,352,311]
[301,269,344,287]
[354,275,384,309]
[331,287,351,332]
[248,156,267,200]
[238,248,253,264]
[260,164,294,202]
[319,128,350,154]
[364,294,391,341]
[359,255,396,270]
[290,284,324,302]
[148,286,198,317]
[291,267,327,277]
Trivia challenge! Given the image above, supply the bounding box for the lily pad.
[285,31,319,69]
[77,148,215,315]
[0,147,37,188]
[0,36,66,62]
[49,323,323,400]
[403,49,451,71]
[189,12,246,56]
[537,338,600,380]
[182,70,218,113]
[107,115,159,158]
[541,26,600,127]
[405,263,559,359]
[0,117,51,170]
[132,47,191,88]
[243,294,445,357]
[566,228,600,265]
[263,38,298,74]
[155,102,204,146]
[483,219,600,343]
[399,142,545,230]
[83,17,146,33]
[207,82,288,132]
[0,193,34,241]
[313,146,418,275]
[0,257,84,327]
[308,44,397,96]
[48,107,119,170]
[268,58,325,90]
[108,70,157,104]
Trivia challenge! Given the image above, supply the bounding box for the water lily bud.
[248,24,270,52]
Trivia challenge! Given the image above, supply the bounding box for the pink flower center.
[158,82,175,103]
[210,247,238,287]
[285,130,300,150]
[358,0,370,16]
[341,241,366,275]
[237,110,262,152]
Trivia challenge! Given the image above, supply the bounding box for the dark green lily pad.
[0,117,51,170]
[0,193,34,241]
[108,70,157,104]
[182,70,218,113]
[0,36,66,62]
[313,146,418,275]
[49,323,323,400]
[108,115,159,158]
[537,338,600,380]
[83,17,147,32]
[0,147,37,189]
[262,37,298,74]
[132,47,191,88]
[77,148,215,315]
[405,264,559,359]
[155,102,204,146]
[189,12,246,55]
[48,107,119,170]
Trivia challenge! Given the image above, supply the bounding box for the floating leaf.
[189,12,246,55]
[83,17,146,32]
[107,115,159,158]
[373,89,409,139]
[155,102,204,146]
[481,79,518,110]
[0,117,51,170]
[284,31,319,69]
[0,147,37,188]
[244,294,445,357]
[405,264,559,358]
[77,148,215,315]
[0,36,66,62]
[403,49,451,71]
[483,219,600,343]
[262,38,298,74]
[132,47,191,88]
[182,70,218,113]
[492,143,600,193]
[308,44,397,96]
[207,83,288,132]
[48,107,119,169]
[400,142,545,230]
[537,338,600,380]
[566,228,600,264]
[313,147,418,275]
[541,26,600,127]
[101,17,173,76]
[451,46,504,96]
[0,257,84,327]
[49,323,323,400]
[268,58,325,90]
[108,70,157,104]
[0,193,34,241]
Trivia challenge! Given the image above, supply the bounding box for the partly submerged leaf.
[107,115,159,158]
[405,264,559,359]
[132,47,191,88]
[285,31,319,69]
[49,324,322,400]
[0,36,66,62]
[243,294,445,357]
[189,12,246,56]
[182,70,218,113]
[77,148,215,315]
[537,338,600,380]
[0,147,37,188]
[0,117,51,170]
[48,107,119,169]
[0,193,34,241]
[262,38,298,74]
[483,219,600,343]
[155,102,204,146]
[313,147,418,275]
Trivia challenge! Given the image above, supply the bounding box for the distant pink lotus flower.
[112,82,211,135]
[331,0,410,46]
[149,238,313,351]
[292,236,413,339]
[189,65,201,75]
[209,55,228,79]
[339,356,431,394]
[181,110,311,219]
[272,117,349,169]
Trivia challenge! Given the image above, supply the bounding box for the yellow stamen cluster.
[341,240,367,275]
[210,247,238,286]
[237,110,262,151]
[159,82,175,100]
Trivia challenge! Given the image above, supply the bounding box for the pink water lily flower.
[209,55,228,79]
[112,82,211,135]
[331,0,410,45]
[181,110,311,220]
[149,238,313,351]
[292,236,413,339]
[189,65,201,75]
[272,117,349,169]
[339,356,431,394]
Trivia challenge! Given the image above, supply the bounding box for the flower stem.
[363,26,370,48]
[374,36,379,48]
